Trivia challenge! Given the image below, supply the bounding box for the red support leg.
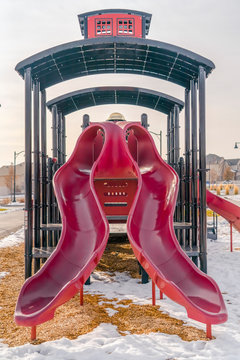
[160,290,163,300]
[31,326,36,341]
[152,280,156,306]
[80,286,84,306]
[230,222,233,252]
[206,324,212,339]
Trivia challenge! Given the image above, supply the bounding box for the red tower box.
[78,9,152,39]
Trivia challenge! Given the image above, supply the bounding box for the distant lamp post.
[234,142,240,149]
[149,130,162,157]
[13,151,24,202]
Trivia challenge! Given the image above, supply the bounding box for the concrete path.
[0,208,24,240]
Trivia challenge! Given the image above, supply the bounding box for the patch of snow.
[0,272,8,280]
[105,308,118,317]
[0,227,24,248]
[0,218,240,359]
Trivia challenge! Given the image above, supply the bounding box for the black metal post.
[62,115,66,163]
[52,105,58,158]
[24,68,33,279]
[41,89,47,252]
[174,105,180,171]
[140,112,150,283]
[56,112,62,239]
[198,66,207,273]
[141,113,148,129]
[51,106,58,245]
[167,114,170,163]
[47,158,53,247]
[170,110,174,167]
[82,114,90,130]
[33,81,41,272]
[178,157,185,246]
[184,88,191,250]
[173,105,180,224]
[57,112,62,165]
[191,79,198,266]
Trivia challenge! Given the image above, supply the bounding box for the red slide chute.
[15,121,227,339]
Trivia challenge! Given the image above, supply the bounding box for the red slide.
[15,121,227,336]
[15,124,110,327]
[207,190,240,232]
[125,123,227,330]
[15,122,137,330]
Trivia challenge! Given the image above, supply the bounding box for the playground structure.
[207,190,240,251]
[15,9,229,339]
[15,121,227,341]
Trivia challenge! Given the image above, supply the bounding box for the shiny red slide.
[15,121,227,339]
[125,123,227,335]
[207,190,240,232]
[15,124,110,329]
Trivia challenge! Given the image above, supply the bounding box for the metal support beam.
[82,114,90,130]
[190,79,198,266]
[184,88,191,250]
[24,68,33,279]
[51,105,58,245]
[167,114,170,164]
[57,112,62,165]
[41,89,47,251]
[52,105,58,158]
[178,157,185,246]
[141,113,148,129]
[198,66,207,273]
[62,115,66,163]
[33,81,40,272]
[47,158,53,247]
[173,105,180,170]
[170,110,174,167]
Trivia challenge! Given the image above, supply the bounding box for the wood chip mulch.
[0,240,209,347]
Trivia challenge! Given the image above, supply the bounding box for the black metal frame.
[47,87,184,116]
[16,37,214,89]
[19,16,210,278]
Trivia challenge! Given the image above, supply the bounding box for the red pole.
[31,326,36,340]
[80,286,84,306]
[206,324,212,339]
[230,222,233,252]
[160,290,163,300]
[152,280,156,306]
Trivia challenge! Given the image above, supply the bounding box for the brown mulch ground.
[96,241,140,278]
[0,241,209,347]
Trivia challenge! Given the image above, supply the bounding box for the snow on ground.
[0,218,240,359]
[0,227,24,248]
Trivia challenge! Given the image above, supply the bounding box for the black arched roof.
[15,37,215,89]
[46,86,184,116]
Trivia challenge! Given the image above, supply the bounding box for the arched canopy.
[16,37,215,90]
[46,86,184,116]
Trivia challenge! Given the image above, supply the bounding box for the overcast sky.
[1,0,240,167]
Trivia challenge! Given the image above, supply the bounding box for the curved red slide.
[125,123,227,329]
[15,124,110,327]
[15,121,227,337]
[15,122,137,331]
[207,190,240,232]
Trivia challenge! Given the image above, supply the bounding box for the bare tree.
[223,166,234,181]
[210,168,218,183]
